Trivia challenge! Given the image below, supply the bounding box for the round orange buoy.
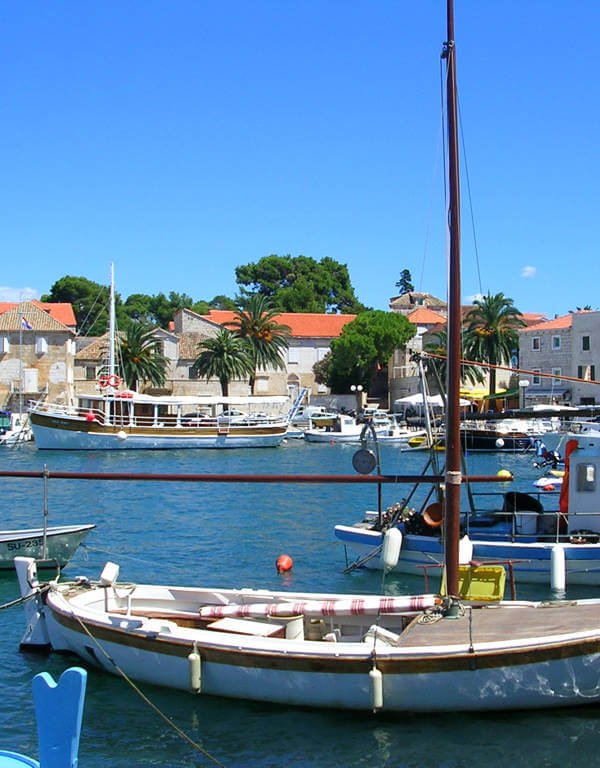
[276,554,293,573]
[85,411,95,422]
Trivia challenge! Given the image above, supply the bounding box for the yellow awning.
[459,387,506,400]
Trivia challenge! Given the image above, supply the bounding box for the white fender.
[551,545,566,592]
[458,535,473,565]
[381,528,403,573]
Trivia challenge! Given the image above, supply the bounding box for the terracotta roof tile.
[0,301,74,333]
[522,314,573,332]
[406,307,447,324]
[0,300,76,327]
[204,310,356,338]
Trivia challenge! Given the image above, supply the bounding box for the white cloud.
[0,285,39,301]
[521,266,537,279]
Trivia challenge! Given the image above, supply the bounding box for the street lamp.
[350,384,363,415]
[519,379,530,410]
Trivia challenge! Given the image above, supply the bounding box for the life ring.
[99,374,121,388]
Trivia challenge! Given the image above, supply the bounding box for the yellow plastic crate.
[442,565,506,602]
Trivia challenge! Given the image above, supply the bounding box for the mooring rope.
[69,608,228,768]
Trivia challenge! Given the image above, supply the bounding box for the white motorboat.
[0,524,95,570]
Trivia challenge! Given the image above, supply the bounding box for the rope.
[69,609,228,768]
[0,585,50,611]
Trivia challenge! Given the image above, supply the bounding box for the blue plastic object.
[0,667,87,768]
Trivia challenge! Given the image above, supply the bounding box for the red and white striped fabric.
[199,594,439,620]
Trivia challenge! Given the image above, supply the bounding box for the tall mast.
[443,0,462,598]
[108,263,116,383]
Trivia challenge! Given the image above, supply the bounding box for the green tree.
[235,254,368,313]
[42,275,126,335]
[227,295,291,394]
[118,324,168,391]
[191,329,254,396]
[464,292,525,400]
[209,295,237,311]
[395,269,414,295]
[327,311,416,392]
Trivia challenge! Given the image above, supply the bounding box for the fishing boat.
[335,432,600,588]
[0,524,95,570]
[28,267,290,450]
[14,0,600,714]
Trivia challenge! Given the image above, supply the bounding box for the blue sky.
[1,1,598,318]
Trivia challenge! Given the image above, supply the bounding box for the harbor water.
[1,440,598,768]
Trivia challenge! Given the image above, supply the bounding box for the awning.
[459,387,496,399]
[482,388,519,401]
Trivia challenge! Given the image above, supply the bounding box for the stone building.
[0,300,76,408]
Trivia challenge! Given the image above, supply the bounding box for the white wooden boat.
[14,556,600,712]
[28,265,290,450]
[0,524,95,570]
[29,393,290,450]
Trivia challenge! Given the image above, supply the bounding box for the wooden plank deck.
[398,601,600,647]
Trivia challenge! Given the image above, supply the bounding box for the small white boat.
[0,411,32,446]
[15,556,600,713]
[0,524,95,570]
[304,413,367,443]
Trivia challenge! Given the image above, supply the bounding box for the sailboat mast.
[444,0,462,597]
[108,263,116,382]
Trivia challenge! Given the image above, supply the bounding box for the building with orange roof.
[0,301,76,329]
[519,310,600,405]
[0,301,76,409]
[155,308,357,400]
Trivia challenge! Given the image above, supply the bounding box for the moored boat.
[29,392,290,450]
[0,524,95,570]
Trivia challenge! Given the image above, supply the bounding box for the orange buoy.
[85,411,96,422]
[276,554,293,573]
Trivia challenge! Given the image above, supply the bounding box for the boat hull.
[27,579,600,712]
[30,413,286,450]
[0,525,95,569]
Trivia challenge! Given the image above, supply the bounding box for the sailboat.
[28,265,290,450]
[14,1,600,712]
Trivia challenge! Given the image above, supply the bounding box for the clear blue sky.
[1,1,598,318]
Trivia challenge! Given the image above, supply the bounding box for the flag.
[21,316,32,330]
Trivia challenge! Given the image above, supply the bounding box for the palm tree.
[191,329,254,396]
[118,324,169,391]
[227,295,291,394]
[464,292,525,400]
[424,328,484,391]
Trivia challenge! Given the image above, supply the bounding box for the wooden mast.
[443,0,462,598]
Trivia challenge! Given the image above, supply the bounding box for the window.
[583,336,591,351]
[532,337,540,351]
[317,348,328,362]
[85,366,96,381]
[552,367,561,383]
[287,347,299,364]
[578,364,596,381]
[552,335,561,350]
[532,369,541,385]
[188,366,200,380]
[35,336,48,355]
[0,336,8,354]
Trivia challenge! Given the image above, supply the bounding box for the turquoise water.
[0,441,598,768]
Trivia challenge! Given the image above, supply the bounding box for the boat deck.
[400,600,600,648]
